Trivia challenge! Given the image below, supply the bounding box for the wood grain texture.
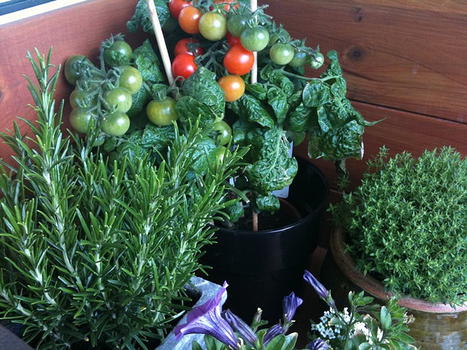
[263,0,467,123]
[0,0,141,161]
[295,101,467,189]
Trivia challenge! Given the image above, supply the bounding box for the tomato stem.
[280,70,340,82]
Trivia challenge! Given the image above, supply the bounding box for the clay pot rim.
[330,227,467,314]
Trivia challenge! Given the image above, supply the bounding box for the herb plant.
[332,147,467,305]
[0,51,243,349]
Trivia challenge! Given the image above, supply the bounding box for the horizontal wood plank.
[0,0,142,162]
[295,101,467,189]
[263,0,467,123]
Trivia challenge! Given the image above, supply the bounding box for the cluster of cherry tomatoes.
[64,40,144,137]
[168,0,321,103]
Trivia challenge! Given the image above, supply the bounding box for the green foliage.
[181,67,226,118]
[127,0,170,33]
[310,292,416,350]
[132,39,165,84]
[0,51,243,349]
[332,147,467,304]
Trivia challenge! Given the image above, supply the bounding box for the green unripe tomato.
[104,40,133,67]
[209,146,228,169]
[69,89,95,109]
[240,26,270,52]
[227,15,248,37]
[199,12,227,41]
[64,55,93,85]
[69,108,93,134]
[104,87,132,113]
[269,43,295,65]
[118,66,143,94]
[310,52,325,69]
[146,97,178,126]
[212,120,232,145]
[102,112,130,136]
[288,51,308,68]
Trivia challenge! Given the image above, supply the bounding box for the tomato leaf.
[181,67,225,118]
[246,127,298,194]
[302,80,331,107]
[246,83,268,100]
[127,87,150,119]
[127,0,170,33]
[267,86,289,126]
[132,40,165,84]
[255,194,280,212]
[287,103,311,133]
[237,94,275,129]
[176,96,217,128]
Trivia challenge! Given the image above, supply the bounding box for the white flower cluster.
[310,307,350,341]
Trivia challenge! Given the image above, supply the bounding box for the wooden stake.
[250,0,258,84]
[252,211,259,232]
[146,0,174,85]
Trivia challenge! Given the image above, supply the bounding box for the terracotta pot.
[327,227,467,350]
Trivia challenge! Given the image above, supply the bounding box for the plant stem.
[252,211,259,232]
[280,70,339,82]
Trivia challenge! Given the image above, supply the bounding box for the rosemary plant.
[0,51,243,349]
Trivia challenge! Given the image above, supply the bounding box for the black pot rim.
[218,159,328,236]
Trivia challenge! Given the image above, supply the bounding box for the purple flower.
[306,338,330,350]
[283,292,303,322]
[174,282,239,349]
[223,309,257,346]
[263,324,285,345]
[303,270,329,299]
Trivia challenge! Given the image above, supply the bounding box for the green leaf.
[133,40,165,84]
[246,83,268,100]
[358,343,372,350]
[176,96,217,128]
[246,128,298,194]
[302,80,331,107]
[267,86,289,126]
[127,0,170,33]
[238,94,275,129]
[316,106,332,133]
[127,86,150,119]
[255,194,280,212]
[181,67,225,117]
[141,124,175,151]
[232,119,254,144]
[223,199,244,223]
[380,306,392,330]
[190,137,217,176]
[191,341,203,350]
[265,334,286,350]
[287,103,311,133]
[282,333,298,350]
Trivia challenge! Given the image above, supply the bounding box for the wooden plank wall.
[263,0,467,188]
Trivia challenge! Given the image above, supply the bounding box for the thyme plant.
[332,147,466,305]
[0,51,243,349]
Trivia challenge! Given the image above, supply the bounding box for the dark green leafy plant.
[331,147,467,305]
[0,51,243,349]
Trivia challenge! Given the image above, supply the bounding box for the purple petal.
[283,292,303,322]
[223,310,257,346]
[263,324,285,345]
[174,282,239,349]
[306,338,330,350]
[303,270,329,299]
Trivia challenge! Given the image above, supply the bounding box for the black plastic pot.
[202,158,328,322]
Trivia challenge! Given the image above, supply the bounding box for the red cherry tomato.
[226,33,241,47]
[172,53,198,79]
[223,45,254,75]
[169,0,191,18]
[178,6,202,34]
[213,0,239,11]
[174,38,204,56]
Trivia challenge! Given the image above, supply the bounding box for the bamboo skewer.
[250,0,258,84]
[250,0,259,232]
[146,0,174,85]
